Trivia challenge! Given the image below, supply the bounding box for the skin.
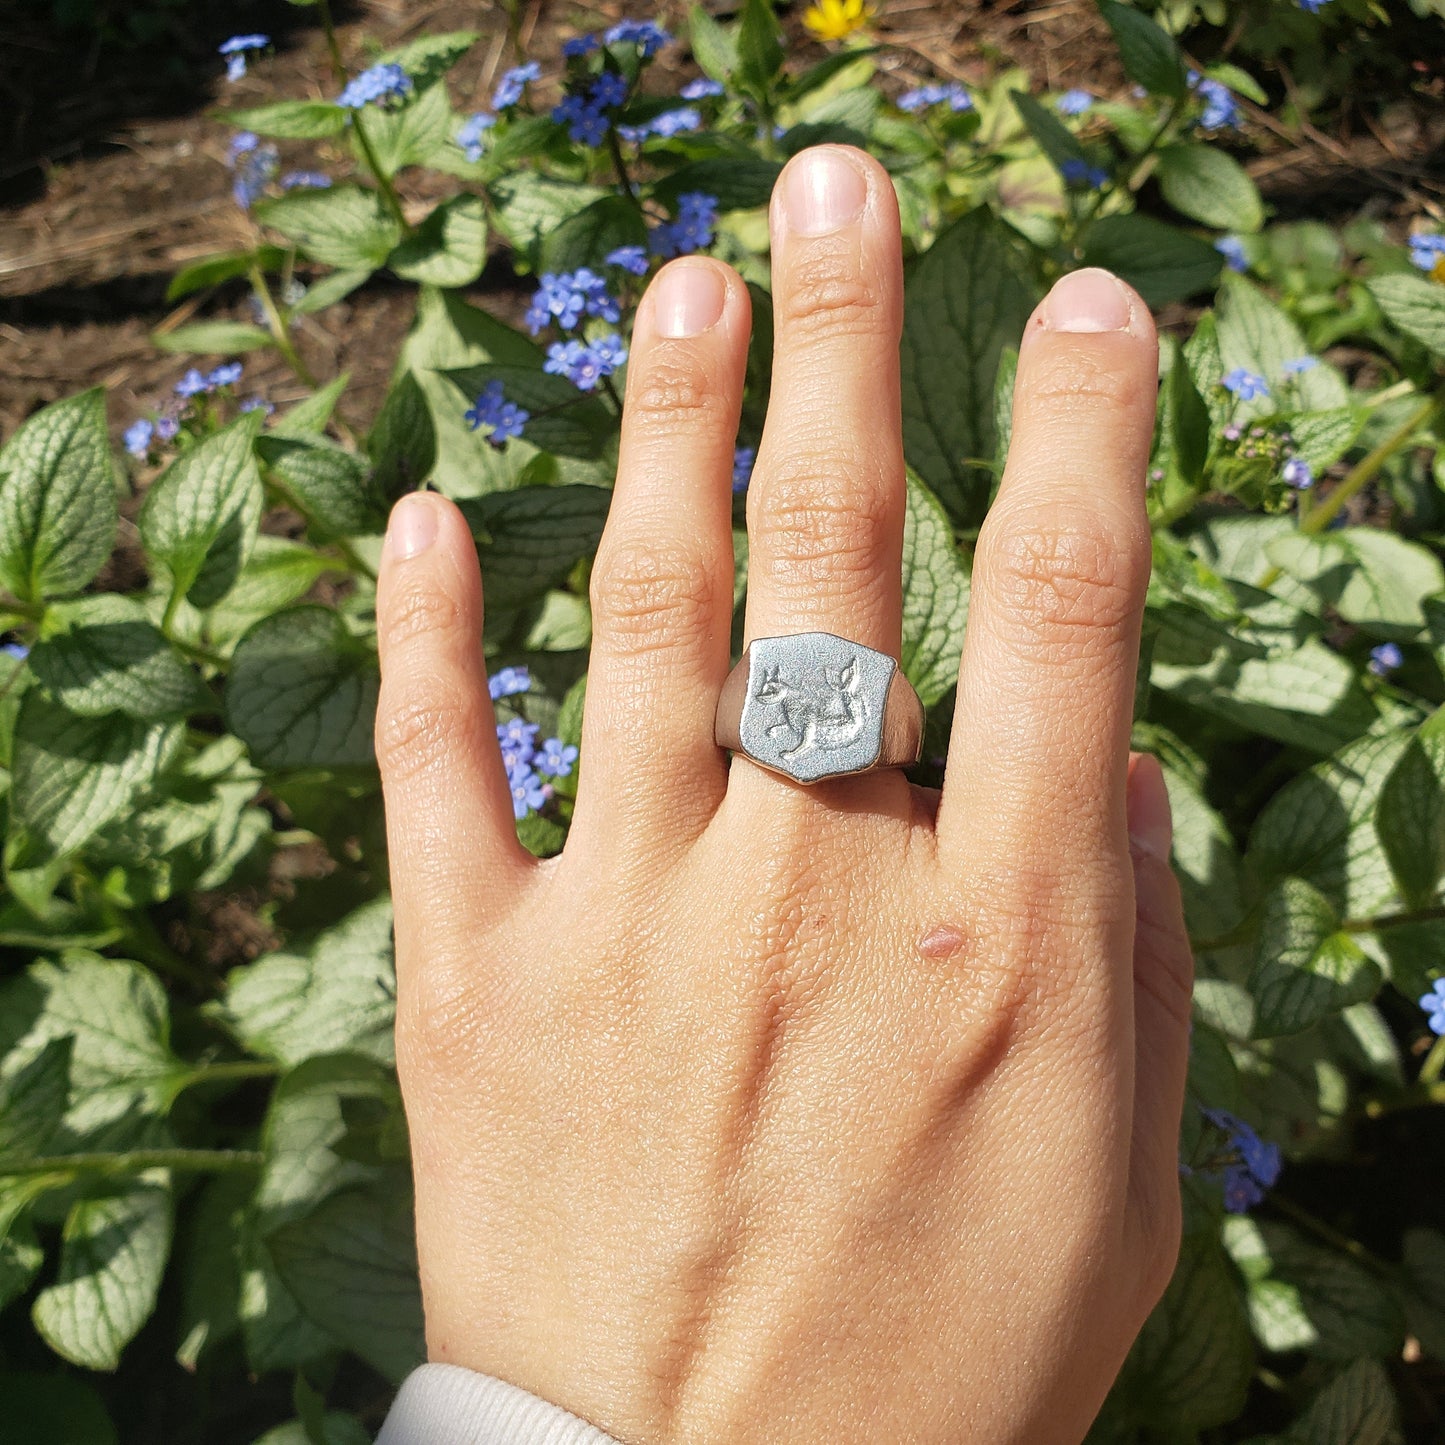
[374,146,1194,1445]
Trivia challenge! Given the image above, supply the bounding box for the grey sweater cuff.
[377,1364,624,1445]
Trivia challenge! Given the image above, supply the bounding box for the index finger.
[935,268,1158,881]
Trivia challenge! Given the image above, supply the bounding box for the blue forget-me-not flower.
[680,77,725,100]
[489,666,532,700]
[1202,1109,1282,1214]
[465,382,530,446]
[1221,368,1269,400]
[1369,642,1404,677]
[897,82,972,113]
[1420,979,1445,1035]
[493,61,541,110]
[1215,236,1248,272]
[732,446,756,494]
[1057,88,1093,115]
[456,112,496,162]
[339,62,413,110]
[649,192,719,259]
[220,34,269,82]
[605,245,650,276]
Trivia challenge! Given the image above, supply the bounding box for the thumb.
[1123,753,1194,1277]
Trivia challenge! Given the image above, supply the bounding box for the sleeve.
[376,1364,625,1445]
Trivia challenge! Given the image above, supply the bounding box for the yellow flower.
[1434,256,1445,285]
[803,0,875,42]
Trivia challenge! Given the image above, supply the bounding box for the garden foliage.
[2,0,1445,1439]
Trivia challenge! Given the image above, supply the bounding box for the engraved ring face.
[737,633,896,783]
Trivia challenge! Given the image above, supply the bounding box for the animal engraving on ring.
[753,656,870,761]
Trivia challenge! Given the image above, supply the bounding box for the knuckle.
[376,680,475,782]
[590,536,719,653]
[383,580,467,651]
[750,467,890,593]
[627,356,734,438]
[1025,342,1147,415]
[778,246,889,343]
[981,504,1147,649]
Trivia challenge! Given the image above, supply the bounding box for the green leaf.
[459,485,612,610]
[1157,143,1264,232]
[271,372,350,440]
[652,156,783,212]
[1216,274,1351,411]
[356,81,453,177]
[225,607,379,771]
[9,696,181,860]
[0,1037,71,1157]
[292,269,372,316]
[254,1415,372,1445]
[1245,731,1406,919]
[1367,271,1445,357]
[899,473,970,707]
[174,1173,247,1370]
[0,1372,117,1444]
[689,2,738,81]
[1400,1227,1445,1361]
[1286,1358,1397,1445]
[539,195,649,275]
[1169,349,1211,487]
[369,371,437,500]
[1121,1233,1253,1430]
[257,436,384,539]
[255,185,402,271]
[1010,90,1088,173]
[1226,1217,1405,1361]
[203,537,337,652]
[489,174,610,258]
[0,955,180,1134]
[1376,707,1445,907]
[376,29,478,88]
[267,1185,424,1383]
[901,208,1037,529]
[33,1183,173,1371]
[735,0,785,95]
[1080,214,1223,308]
[1247,878,1381,1037]
[1097,0,1188,98]
[166,247,288,303]
[1265,528,1445,633]
[221,898,396,1067]
[993,346,1018,474]
[219,100,348,139]
[387,194,488,287]
[152,321,276,355]
[0,389,115,605]
[138,412,265,609]
[29,595,208,719]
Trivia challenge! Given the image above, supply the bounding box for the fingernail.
[1127,754,1173,862]
[387,494,438,561]
[783,146,868,237]
[654,261,727,338]
[1042,268,1133,333]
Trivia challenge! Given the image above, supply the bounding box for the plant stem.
[353,114,413,237]
[249,265,319,389]
[1419,1033,1445,1086]
[0,1149,263,1178]
[606,125,640,207]
[0,594,43,623]
[174,1059,282,1094]
[334,536,378,583]
[1255,392,1443,589]
[316,0,346,84]
[601,374,625,415]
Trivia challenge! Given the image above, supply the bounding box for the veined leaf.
[255,185,401,271]
[900,473,970,707]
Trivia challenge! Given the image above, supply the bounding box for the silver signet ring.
[714,632,925,785]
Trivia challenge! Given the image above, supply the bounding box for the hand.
[375,145,1193,1445]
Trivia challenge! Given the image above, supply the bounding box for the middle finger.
[743,146,906,663]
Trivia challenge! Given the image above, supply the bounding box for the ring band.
[715,632,924,784]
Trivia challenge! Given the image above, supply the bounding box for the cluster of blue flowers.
[544,336,628,391]
[488,668,579,821]
[618,106,701,144]
[1201,1109,1282,1213]
[605,245,649,276]
[465,381,530,447]
[281,171,331,191]
[0,642,29,662]
[1056,88,1093,115]
[338,62,413,110]
[680,77,725,100]
[600,19,671,56]
[1191,72,1242,130]
[553,71,630,145]
[1061,158,1109,189]
[649,192,719,259]
[229,132,278,211]
[1215,235,1248,273]
[897,82,973,113]
[1368,642,1403,678]
[456,111,496,162]
[525,269,620,334]
[1421,978,1445,1033]
[220,34,269,83]
[1409,233,1445,274]
[732,446,756,494]
[176,362,244,399]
